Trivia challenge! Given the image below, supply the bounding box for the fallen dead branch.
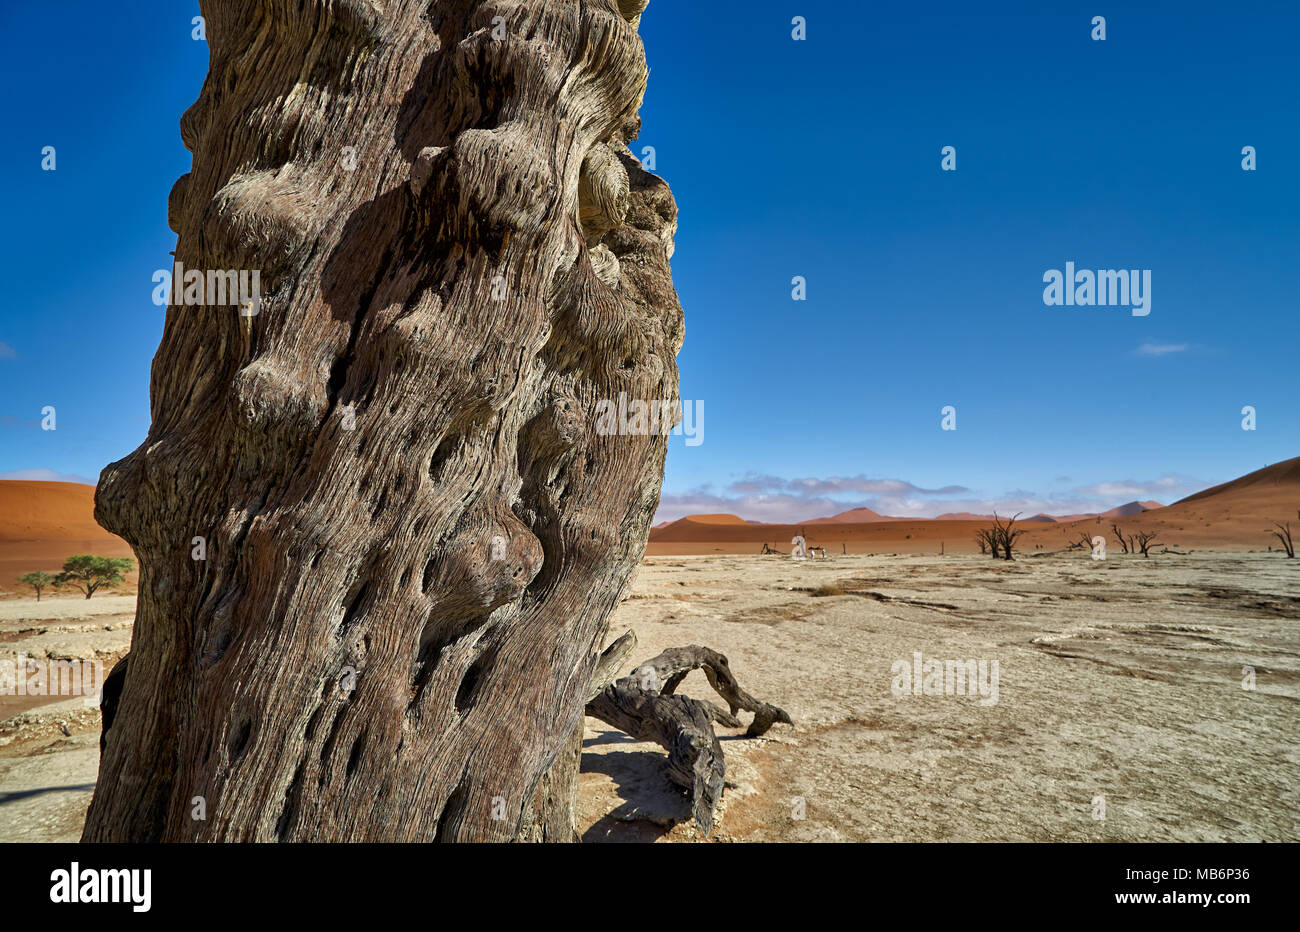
[585,643,792,834]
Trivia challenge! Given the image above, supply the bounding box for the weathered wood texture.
[83,0,682,842]
[585,646,793,834]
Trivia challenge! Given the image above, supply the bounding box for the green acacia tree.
[55,556,134,600]
[18,571,57,601]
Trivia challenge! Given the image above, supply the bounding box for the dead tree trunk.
[1271,522,1295,557]
[991,512,1024,561]
[1112,524,1130,554]
[83,0,682,842]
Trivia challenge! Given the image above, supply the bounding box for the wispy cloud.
[0,468,97,484]
[655,471,1213,525]
[1072,474,1206,499]
[0,341,16,360]
[1135,342,1189,357]
[0,415,40,428]
[727,475,969,497]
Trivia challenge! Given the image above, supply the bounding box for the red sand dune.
[1120,500,1165,514]
[649,458,1299,555]
[1050,500,1165,523]
[0,481,115,541]
[1175,458,1300,506]
[805,507,908,524]
[0,481,134,594]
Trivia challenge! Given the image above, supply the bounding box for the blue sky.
[1,1,1296,523]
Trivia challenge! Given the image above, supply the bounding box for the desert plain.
[2,550,1296,843]
[1,462,1296,842]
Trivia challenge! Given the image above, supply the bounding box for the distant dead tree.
[1112,524,1133,555]
[1271,522,1295,558]
[1133,530,1160,557]
[990,512,1025,561]
[1071,531,1094,552]
[975,527,999,558]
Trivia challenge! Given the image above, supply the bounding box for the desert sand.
[3,551,1295,843]
[580,550,1298,842]
[0,595,133,842]
[0,481,113,540]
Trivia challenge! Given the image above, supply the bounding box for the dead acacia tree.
[84,0,693,843]
[975,527,999,558]
[990,512,1025,561]
[1112,523,1133,554]
[1133,530,1160,557]
[1069,531,1093,552]
[1271,522,1295,558]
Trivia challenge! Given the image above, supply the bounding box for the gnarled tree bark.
[83,0,682,842]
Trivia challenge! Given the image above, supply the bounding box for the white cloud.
[1073,474,1206,500]
[0,468,97,484]
[1135,343,1189,356]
